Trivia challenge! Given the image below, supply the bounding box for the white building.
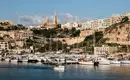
[61,22,79,29]
[94,45,118,56]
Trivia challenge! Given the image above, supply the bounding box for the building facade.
[0,41,9,50]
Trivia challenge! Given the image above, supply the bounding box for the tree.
[71,27,76,31]
[121,16,129,23]
[0,27,4,30]
[57,24,61,28]
[71,30,81,37]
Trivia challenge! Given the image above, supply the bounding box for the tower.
[53,11,58,25]
[44,16,49,24]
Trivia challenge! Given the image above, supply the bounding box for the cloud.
[65,13,73,18]
[58,13,78,22]
[18,15,61,26]
[18,12,92,26]
[18,15,44,26]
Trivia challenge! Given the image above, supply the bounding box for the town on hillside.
[0,12,130,65]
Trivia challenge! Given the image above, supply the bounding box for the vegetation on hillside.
[31,27,80,38]
[105,16,130,33]
[0,24,27,31]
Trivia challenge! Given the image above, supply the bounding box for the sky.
[0,0,130,25]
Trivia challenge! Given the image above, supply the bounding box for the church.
[40,12,58,29]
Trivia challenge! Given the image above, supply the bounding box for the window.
[5,44,7,47]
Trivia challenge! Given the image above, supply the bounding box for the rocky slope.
[104,17,130,45]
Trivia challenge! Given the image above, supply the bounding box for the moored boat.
[78,58,93,65]
[98,58,110,65]
[121,60,130,64]
[10,59,18,63]
[110,59,121,64]
[53,65,65,72]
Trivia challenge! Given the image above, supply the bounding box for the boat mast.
[49,35,52,51]
[56,38,58,51]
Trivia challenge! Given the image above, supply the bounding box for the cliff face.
[104,21,130,45]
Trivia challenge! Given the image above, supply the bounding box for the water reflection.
[0,63,130,80]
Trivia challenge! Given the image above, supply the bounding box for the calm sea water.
[0,62,130,80]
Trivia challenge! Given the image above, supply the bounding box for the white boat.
[54,65,65,72]
[5,58,10,62]
[21,55,28,62]
[22,59,28,62]
[121,60,130,64]
[78,59,93,65]
[10,59,18,63]
[98,58,110,65]
[110,60,121,64]
[79,61,93,65]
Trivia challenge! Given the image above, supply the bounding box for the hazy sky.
[0,0,130,25]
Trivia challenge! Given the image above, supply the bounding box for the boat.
[121,60,130,64]
[110,59,121,64]
[78,58,93,65]
[98,58,110,65]
[4,58,10,62]
[79,61,93,65]
[110,60,121,64]
[22,59,28,62]
[65,58,78,64]
[53,65,65,72]
[10,59,18,63]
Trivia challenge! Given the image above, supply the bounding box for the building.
[70,48,84,53]
[61,22,79,30]
[14,30,33,40]
[40,12,58,29]
[80,13,130,30]
[94,45,118,56]
[0,30,33,40]
[0,40,9,50]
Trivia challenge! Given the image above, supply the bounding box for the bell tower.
[53,11,58,25]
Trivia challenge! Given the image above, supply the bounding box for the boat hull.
[121,61,130,64]
[78,61,93,65]
[99,61,110,65]
[110,61,121,64]
[54,66,65,72]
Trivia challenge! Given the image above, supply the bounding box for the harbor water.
[0,62,130,80]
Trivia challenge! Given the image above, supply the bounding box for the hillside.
[104,16,130,45]
[0,20,26,30]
